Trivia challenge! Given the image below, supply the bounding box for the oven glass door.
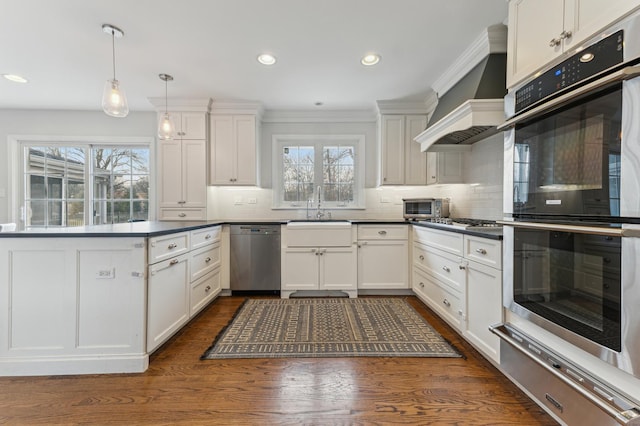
[513,85,622,218]
[513,227,621,351]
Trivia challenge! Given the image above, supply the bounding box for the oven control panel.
[515,30,624,114]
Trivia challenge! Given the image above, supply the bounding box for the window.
[273,135,365,208]
[18,138,152,228]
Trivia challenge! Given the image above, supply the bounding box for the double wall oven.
[496,9,640,425]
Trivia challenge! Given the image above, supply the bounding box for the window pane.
[93,201,110,225]
[48,201,63,226]
[111,148,132,175]
[112,201,132,223]
[132,201,148,221]
[93,176,112,199]
[283,145,315,202]
[67,201,85,227]
[112,176,131,200]
[27,175,46,199]
[132,176,149,200]
[67,180,84,199]
[94,148,113,172]
[27,201,46,226]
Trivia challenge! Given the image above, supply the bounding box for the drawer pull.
[178,213,187,217]
[168,243,178,249]
[169,259,179,266]
[419,255,425,261]
[442,266,450,273]
[178,200,186,204]
[378,230,387,235]
[459,264,466,270]
[205,234,212,239]
[205,257,212,263]
[205,285,212,293]
[442,299,451,307]
[475,248,487,255]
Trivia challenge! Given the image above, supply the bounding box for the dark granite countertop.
[411,221,503,240]
[0,221,225,238]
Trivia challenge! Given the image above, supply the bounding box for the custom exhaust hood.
[415,25,507,152]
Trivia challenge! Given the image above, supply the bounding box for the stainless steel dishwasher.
[230,224,281,295]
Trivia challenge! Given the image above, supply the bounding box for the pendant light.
[101,24,129,117]
[157,73,176,140]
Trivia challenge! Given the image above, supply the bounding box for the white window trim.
[8,135,155,226]
[271,134,365,209]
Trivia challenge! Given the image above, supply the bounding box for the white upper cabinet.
[175,113,207,140]
[380,114,428,185]
[426,148,467,185]
[507,0,640,88]
[210,111,259,186]
[158,139,207,209]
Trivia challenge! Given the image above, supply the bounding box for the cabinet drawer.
[149,232,190,264]
[357,224,408,240]
[413,226,463,256]
[190,243,221,282]
[159,208,206,221]
[190,268,221,316]
[464,235,502,269]
[412,267,463,330]
[191,226,221,250]
[413,243,464,293]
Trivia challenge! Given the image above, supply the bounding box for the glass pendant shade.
[102,79,129,117]
[158,112,176,140]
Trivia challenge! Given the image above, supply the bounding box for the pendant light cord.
[165,78,168,114]
[111,30,117,81]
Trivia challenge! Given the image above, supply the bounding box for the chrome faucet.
[316,186,324,220]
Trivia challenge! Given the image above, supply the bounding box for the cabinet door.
[430,151,464,184]
[358,240,408,289]
[426,151,438,185]
[465,260,502,363]
[147,254,190,353]
[381,115,405,185]
[158,140,183,207]
[564,0,640,50]
[320,247,357,291]
[404,115,428,185]
[180,113,207,140]
[234,115,257,185]
[182,139,207,207]
[506,0,565,88]
[210,115,235,185]
[282,248,319,291]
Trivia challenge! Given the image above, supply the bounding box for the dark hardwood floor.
[0,296,557,425]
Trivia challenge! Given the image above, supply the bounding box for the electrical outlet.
[248,197,257,204]
[234,196,243,205]
[96,268,115,279]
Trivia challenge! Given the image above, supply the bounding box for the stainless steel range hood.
[415,53,507,152]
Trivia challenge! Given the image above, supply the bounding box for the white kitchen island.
[0,221,223,377]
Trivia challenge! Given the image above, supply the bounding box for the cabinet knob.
[205,285,212,292]
[475,248,487,255]
[419,255,425,261]
[378,230,387,235]
[560,30,572,40]
[178,213,186,218]
[169,259,179,266]
[205,234,212,239]
[168,243,178,249]
[205,257,212,263]
[442,266,450,273]
[549,37,561,47]
[459,264,466,270]
[442,298,451,307]
[419,282,425,288]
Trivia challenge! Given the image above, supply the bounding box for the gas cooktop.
[422,218,502,230]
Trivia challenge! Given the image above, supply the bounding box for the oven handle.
[496,220,640,237]
[498,65,640,130]
[490,324,640,425]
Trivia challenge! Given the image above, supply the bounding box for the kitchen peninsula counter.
[0,221,223,377]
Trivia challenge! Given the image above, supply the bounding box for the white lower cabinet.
[147,225,222,354]
[147,253,191,353]
[281,224,357,298]
[357,225,409,289]
[412,226,503,363]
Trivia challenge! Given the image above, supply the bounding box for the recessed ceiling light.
[2,74,28,83]
[314,102,323,106]
[361,53,381,66]
[257,53,277,65]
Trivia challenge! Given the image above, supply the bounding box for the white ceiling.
[1,0,508,112]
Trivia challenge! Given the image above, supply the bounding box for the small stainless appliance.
[403,198,449,220]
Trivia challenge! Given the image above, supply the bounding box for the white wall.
[0,109,156,223]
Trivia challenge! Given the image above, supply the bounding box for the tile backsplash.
[207,134,504,221]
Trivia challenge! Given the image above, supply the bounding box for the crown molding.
[210,100,264,118]
[432,24,507,98]
[262,109,377,123]
[147,97,212,112]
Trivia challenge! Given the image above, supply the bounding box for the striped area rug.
[201,298,460,359]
